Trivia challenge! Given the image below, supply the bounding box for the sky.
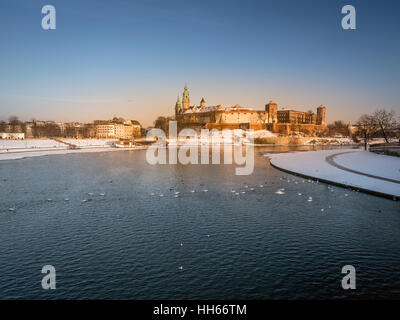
[0,0,399,127]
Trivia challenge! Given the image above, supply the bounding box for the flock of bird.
[6,174,356,271]
[7,192,107,212]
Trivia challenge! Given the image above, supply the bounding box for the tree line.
[0,116,95,138]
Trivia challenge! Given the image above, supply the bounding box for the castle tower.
[175,95,182,115]
[200,97,206,108]
[265,101,278,123]
[317,105,326,126]
[182,84,190,110]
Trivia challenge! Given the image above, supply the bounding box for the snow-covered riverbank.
[0,139,144,161]
[0,139,117,151]
[266,149,400,200]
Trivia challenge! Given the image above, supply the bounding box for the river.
[0,146,399,299]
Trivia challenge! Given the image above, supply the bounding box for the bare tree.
[154,116,173,135]
[371,109,397,143]
[8,116,21,133]
[328,120,350,137]
[356,114,376,150]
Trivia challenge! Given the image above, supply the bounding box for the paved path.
[325,151,400,185]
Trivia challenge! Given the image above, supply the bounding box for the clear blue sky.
[0,0,399,126]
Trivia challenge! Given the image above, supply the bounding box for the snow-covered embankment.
[266,149,400,200]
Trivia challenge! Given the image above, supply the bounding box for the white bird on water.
[8,207,15,212]
[178,266,183,271]
[203,189,208,192]
[275,189,285,195]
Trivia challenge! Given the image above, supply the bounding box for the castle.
[175,85,327,135]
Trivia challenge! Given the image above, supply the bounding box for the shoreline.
[269,160,398,201]
[0,139,360,162]
[0,146,146,161]
[266,149,400,201]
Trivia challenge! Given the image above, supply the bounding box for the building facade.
[0,132,25,139]
[95,118,141,139]
[174,85,327,135]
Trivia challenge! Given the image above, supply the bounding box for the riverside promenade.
[267,149,400,200]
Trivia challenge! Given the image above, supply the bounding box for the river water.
[0,146,399,299]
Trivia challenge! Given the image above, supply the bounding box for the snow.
[0,139,65,150]
[168,129,247,145]
[0,147,145,161]
[247,130,277,139]
[0,139,118,151]
[266,149,400,198]
[0,139,144,161]
[61,139,117,147]
[167,129,277,145]
[332,150,400,181]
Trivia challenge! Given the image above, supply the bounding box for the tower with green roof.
[182,84,190,110]
[175,95,182,115]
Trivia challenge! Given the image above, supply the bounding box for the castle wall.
[268,123,328,136]
[217,110,267,124]
[205,123,267,131]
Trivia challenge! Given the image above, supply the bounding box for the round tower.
[317,105,326,126]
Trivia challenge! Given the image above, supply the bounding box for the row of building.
[175,85,327,135]
[0,117,142,139]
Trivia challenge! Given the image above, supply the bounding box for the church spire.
[175,95,182,115]
[182,84,190,110]
[200,97,206,108]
